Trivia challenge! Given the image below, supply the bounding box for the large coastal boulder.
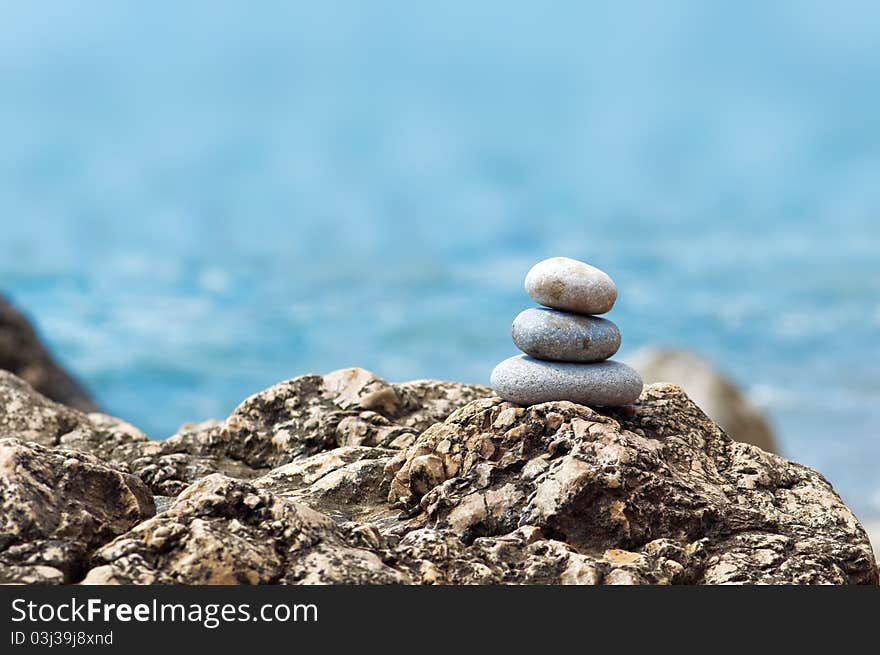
[0,295,98,412]
[86,378,878,585]
[0,438,155,584]
[0,366,873,585]
[385,384,874,584]
[629,348,779,453]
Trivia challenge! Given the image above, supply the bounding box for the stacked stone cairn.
[491,257,643,406]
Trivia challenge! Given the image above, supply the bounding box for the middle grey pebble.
[512,308,621,362]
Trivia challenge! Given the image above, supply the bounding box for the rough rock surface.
[0,370,90,446]
[83,474,405,584]
[0,438,155,584]
[629,348,779,453]
[252,445,396,522]
[386,386,876,583]
[0,367,874,585]
[0,370,158,465]
[126,368,495,496]
[0,366,492,498]
[0,295,98,412]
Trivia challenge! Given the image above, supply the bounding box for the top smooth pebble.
[524,256,617,315]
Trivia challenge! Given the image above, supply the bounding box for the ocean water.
[1,3,878,518]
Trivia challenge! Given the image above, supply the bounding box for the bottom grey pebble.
[490,355,643,406]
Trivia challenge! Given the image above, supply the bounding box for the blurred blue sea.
[1,2,878,517]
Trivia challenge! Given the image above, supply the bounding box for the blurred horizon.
[1,2,878,518]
